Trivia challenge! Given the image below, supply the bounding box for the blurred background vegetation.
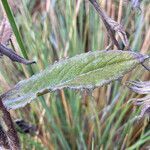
[0,0,150,149]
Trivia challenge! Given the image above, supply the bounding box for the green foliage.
[0,0,149,149]
[2,50,148,109]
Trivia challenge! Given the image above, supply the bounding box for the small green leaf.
[1,50,149,109]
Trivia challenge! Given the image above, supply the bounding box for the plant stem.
[89,0,121,49]
[0,98,20,150]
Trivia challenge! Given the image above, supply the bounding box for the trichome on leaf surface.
[1,50,149,110]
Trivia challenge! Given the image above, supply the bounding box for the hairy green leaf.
[1,50,149,109]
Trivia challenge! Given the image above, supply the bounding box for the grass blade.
[1,0,34,74]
